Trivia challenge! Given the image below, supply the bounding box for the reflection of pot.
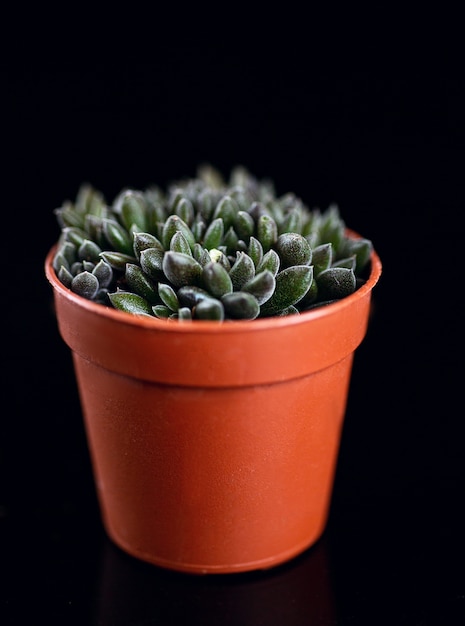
[45,243,381,574]
[95,535,336,625]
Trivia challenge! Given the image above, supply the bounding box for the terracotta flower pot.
[45,241,381,574]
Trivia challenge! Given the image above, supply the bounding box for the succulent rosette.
[52,164,373,321]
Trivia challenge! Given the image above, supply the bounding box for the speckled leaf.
[194,298,225,321]
[102,218,133,255]
[177,285,212,308]
[317,267,356,299]
[82,261,95,272]
[275,233,312,268]
[256,249,280,276]
[78,239,102,263]
[257,214,278,252]
[100,251,137,270]
[279,207,302,234]
[108,291,153,316]
[61,227,86,247]
[92,259,113,289]
[175,197,195,225]
[162,251,203,287]
[53,249,71,274]
[120,191,148,232]
[248,236,263,268]
[242,270,275,305]
[125,264,159,303]
[191,215,206,241]
[203,217,224,250]
[333,256,356,271]
[202,261,233,298]
[139,247,165,280]
[170,231,192,255]
[312,243,333,276]
[260,265,313,316]
[213,195,236,230]
[162,215,195,250]
[133,232,164,259]
[223,226,239,255]
[229,251,256,290]
[193,243,211,267]
[71,271,99,300]
[234,210,255,240]
[340,238,373,272]
[152,304,171,319]
[59,241,77,266]
[158,283,180,311]
[57,265,73,288]
[221,291,260,320]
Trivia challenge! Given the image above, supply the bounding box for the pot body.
[45,245,381,574]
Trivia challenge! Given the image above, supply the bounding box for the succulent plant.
[52,164,373,322]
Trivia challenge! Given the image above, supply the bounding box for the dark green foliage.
[52,165,373,321]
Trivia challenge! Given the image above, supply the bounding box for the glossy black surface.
[3,35,464,624]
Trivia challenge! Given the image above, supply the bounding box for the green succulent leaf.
[257,214,278,252]
[194,298,225,321]
[78,239,102,263]
[158,282,180,311]
[213,195,237,230]
[170,231,192,255]
[139,247,165,280]
[193,243,211,267]
[311,243,333,276]
[234,210,255,240]
[61,227,87,247]
[256,248,280,276]
[82,261,95,272]
[260,265,313,316]
[92,259,113,288]
[333,256,356,271]
[162,251,203,287]
[125,263,159,303]
[317,267,356,299]
[177,285,213,308]
[133,232,164,259]
[174,197,195,225]
[53,249,72,274]
[108,291,153,316]
[71,271,99,300]
[152,304,172,319]
[229,251,256,290]
[221,291,260,320]
[102,218,133,255]
[203,217,224,250]
[340,237,373,273]
[176,306,193,321]
[275,233,312,269]
[100,251,137,270]
[202,261,233,298]
[242,270,276,305]
[120,191,148,232]
[57,265,73,288]
[248,236,263,268]
[279,207,302,234]
[223,226,239,255]
[162,215,196,251]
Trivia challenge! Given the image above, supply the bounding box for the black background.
[2,17,464,625]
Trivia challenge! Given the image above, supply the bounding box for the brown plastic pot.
[45,240,381,574]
